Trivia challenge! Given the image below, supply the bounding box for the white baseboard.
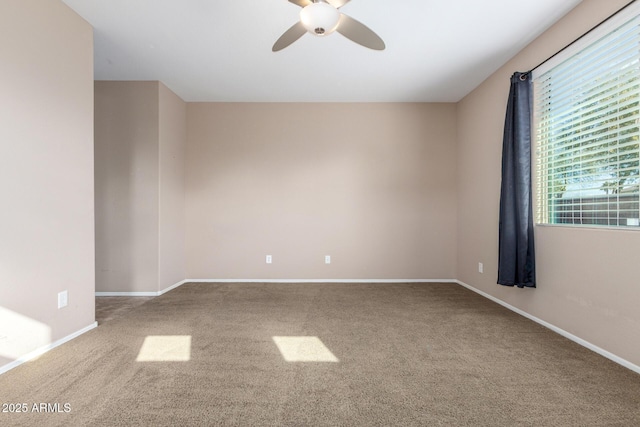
[184,279,458,284]
[159,279,188,295]
[95,280,189,297]
[455,280,640,375]
[95,291,158,297]
[0,322,97,376]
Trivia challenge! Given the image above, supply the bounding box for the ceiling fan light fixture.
[300,2,340,36]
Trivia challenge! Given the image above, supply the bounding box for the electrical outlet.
[325,255,331,264]
[58,290,68,309]
[266,255,272,264]
[478,263,484,274]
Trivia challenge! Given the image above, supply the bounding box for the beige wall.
[95,81,160,293]
[159,83,187,290]
[186,103,457,280]
[0,0,95,369]
[456,0,640,366]
[95,81,186,293]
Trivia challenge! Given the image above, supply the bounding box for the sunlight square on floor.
[136,335,191,362]
[272,336,339,362]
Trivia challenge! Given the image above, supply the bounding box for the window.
[534,6,640,227]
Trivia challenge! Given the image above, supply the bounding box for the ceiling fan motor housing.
[300,2,340,36]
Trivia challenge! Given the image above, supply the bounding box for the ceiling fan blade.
[326,0,350,8]
[288,0,312,7]
[336,14,385,50]
[272,21,307,52]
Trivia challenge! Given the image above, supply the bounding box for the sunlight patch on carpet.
[272,336,339,362]
[136,335,191,362]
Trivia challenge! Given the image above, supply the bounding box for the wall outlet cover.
[58,290,68,309]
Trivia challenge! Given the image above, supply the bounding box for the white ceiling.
[62,0,582,102]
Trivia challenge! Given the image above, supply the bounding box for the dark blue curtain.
[498,72,536,288]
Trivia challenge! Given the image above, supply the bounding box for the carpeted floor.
[1,282,639,426]
[95,296,155,325]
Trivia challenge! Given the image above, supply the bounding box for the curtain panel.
[498,72,536,288]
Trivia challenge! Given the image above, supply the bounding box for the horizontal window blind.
[534,10,640,227]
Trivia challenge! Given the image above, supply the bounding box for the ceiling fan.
[272,0,385,52]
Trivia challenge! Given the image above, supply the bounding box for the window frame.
[532,2,640,230]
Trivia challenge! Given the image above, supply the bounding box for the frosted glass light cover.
[300,2,340,36]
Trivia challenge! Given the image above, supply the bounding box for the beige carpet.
[1,282,639,426]
[95,296,155,325]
